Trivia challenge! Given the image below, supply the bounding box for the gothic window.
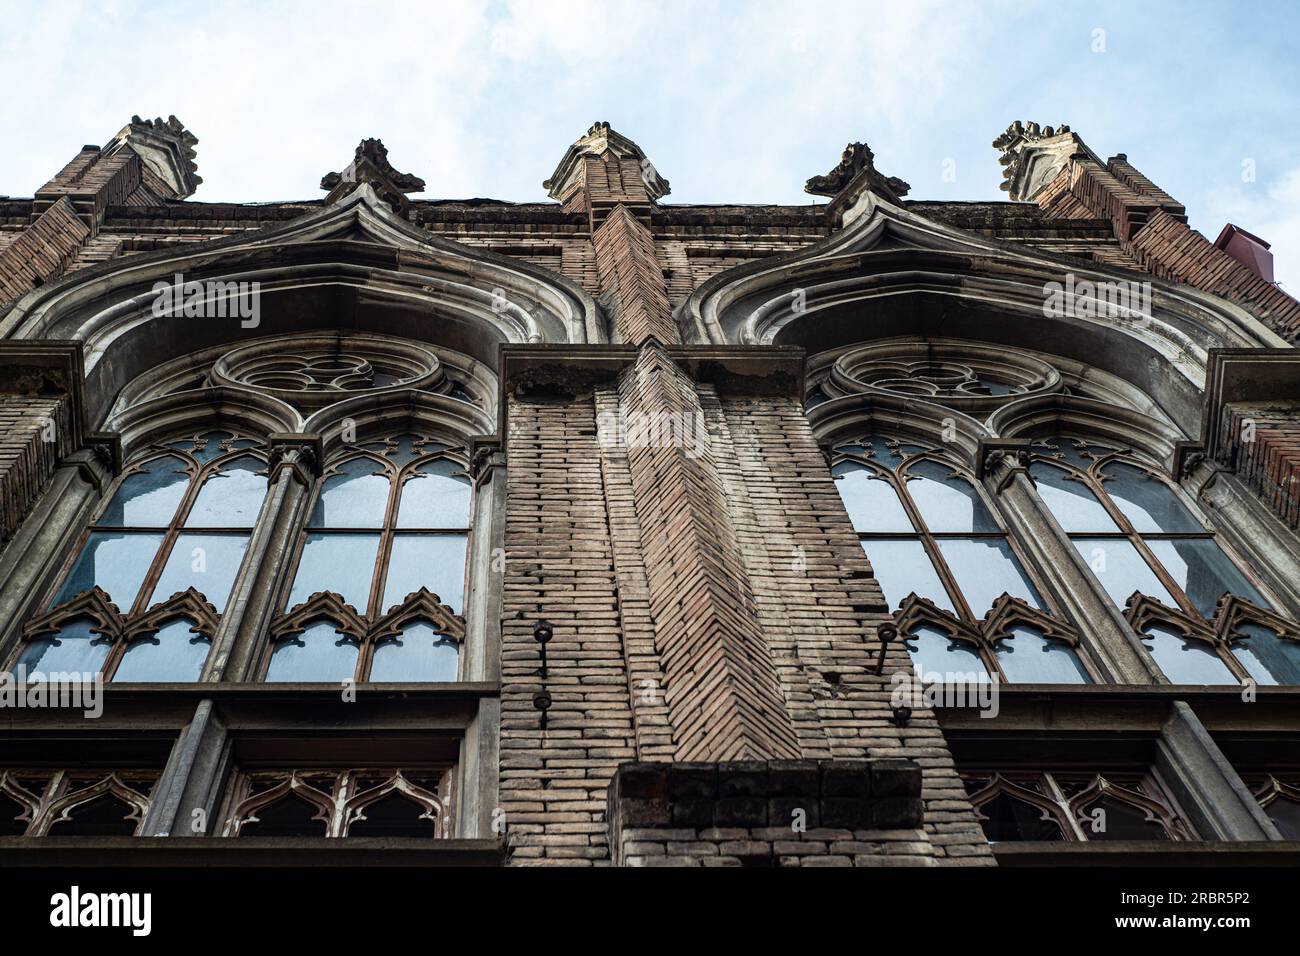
[962,770,1192,842]
[1245,775,1300,840]
[0,770,158,836]
[219,768,454,838]
[11,431,266,682]
[832,434,1091,683]
[1029,434,1300,685]
[266,434,469,683]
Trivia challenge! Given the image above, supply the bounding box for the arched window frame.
[830,433,1099,683]
[263,433,471,683]
[11,430,268,682]
[1028,433,1298,683]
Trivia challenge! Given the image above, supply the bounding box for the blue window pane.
[1100,463,1203,533]
[286,533,380,612]
[937,538,1042,615]
[147,533,249,613]
[1031,463,1120,533]
[859,539,954,612]
[1072,538,1178,609]
[833,463,912,532]
[1144,539,1267,617]
[309,459,391,528]
[905,624,990,683]
[55,531,166,608]
[905,460,999,532]
[113,619,210,682]
[99,456,189,526]
[370,622,459,682]
[396,459,471,528]
[16,618,111,679]
[382,534,468,614]
[265,621,359,682]
[1230,623,1300,686]
[994,626,1090,684]
[1141,624,1237,685]
[185,455,267,528]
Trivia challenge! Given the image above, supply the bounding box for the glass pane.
[16,618,112,678]
[904,624,990,683]
[1144,539,1268,617]
[1141,624,1237,685]
[265,621,360,682]
[347,793,435,837]
[185,455,267,527]
[994,625,1090,684]
[147,533,249,613]
[859,539,955,612]
[1073,538,1178,608]
[1100,463,1202,533]
[309,459,391,528]
[113,619,211,682]
[1079,797,1169,841]
[936,538,1042,614]
[978,793,1065,842]
[238,795,327,837]
[99,455,189,526]
[833,463,912,532]
[382,534,468,614]
[1030,463,1120,532]
[1230,623,1300,686]
[286,532,381,612]
[369,621,459,682]
[905,460,999,532]
[54,531,166,608]
[396,459,471,528]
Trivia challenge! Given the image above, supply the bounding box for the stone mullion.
[141,699,231,837]
[213,436,321,681]
[986,462,1157,684]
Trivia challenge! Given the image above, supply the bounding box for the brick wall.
[0,394,71,547]
[1219,401,1300,530]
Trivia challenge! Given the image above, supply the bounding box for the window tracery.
[266,434,470,683]
[12,431,267,682]
[0,770,158,837]
[961,770,1193,842]
[219,768,455,838]
[831,433,1091,683]
[1028,433,1300,684]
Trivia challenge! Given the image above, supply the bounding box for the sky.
[2,0,1298,290]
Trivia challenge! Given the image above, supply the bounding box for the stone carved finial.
[321,138,425,213]
[543,121,669,202]
[804,141,910,202]
[992,120,1085,202]
[108,114,202,199]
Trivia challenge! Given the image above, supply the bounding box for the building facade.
[1,117,1298,867]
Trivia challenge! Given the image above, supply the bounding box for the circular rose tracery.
[212,333,447,410]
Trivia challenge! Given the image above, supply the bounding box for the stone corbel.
[267,433,324,487]
[976,438,1033,492]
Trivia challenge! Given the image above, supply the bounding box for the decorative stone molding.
[992,120,1085,203]
[321,138,425,213]
[107,115,202,199]
[805,140,910,203]
[543,121,669,204]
